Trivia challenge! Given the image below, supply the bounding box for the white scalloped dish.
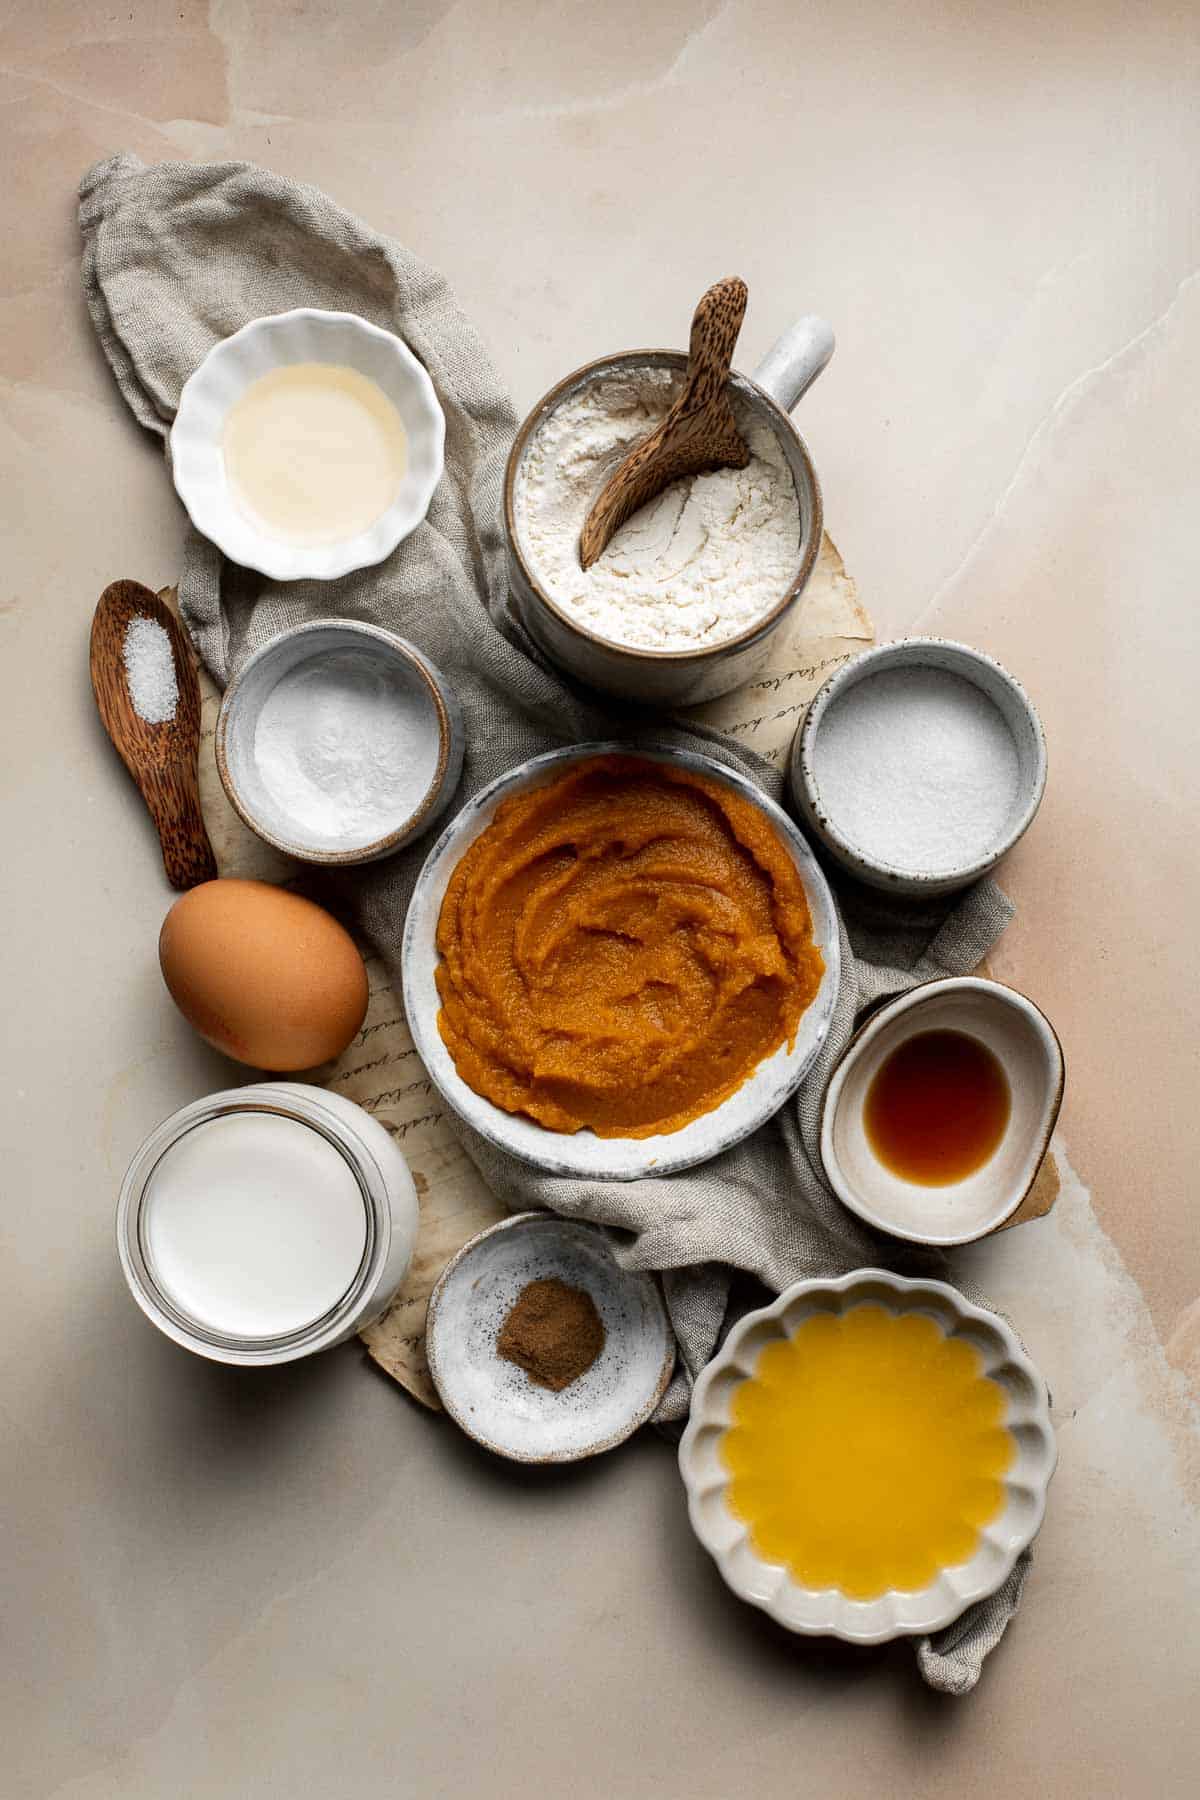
[170,309,445,581]
[679,1270,1056,1644]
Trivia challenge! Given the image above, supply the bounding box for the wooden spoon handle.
[140,759,218,890]
[676,276,749,414]
[578,278,751,569]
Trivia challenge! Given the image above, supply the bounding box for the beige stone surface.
[1,2,1197,1795]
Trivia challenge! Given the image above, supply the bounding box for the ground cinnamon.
[496,1277,606,1391]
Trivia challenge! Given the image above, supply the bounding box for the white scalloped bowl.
[170,309,445,581]
[679,1270,1056,1644]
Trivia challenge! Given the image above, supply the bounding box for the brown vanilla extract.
[863,1029,1010,1186]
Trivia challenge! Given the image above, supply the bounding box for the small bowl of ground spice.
[425,1213,675,1462]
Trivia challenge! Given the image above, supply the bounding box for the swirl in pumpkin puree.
[434,755,824,1137]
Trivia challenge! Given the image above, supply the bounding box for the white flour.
[253,648,437,845]
[122,615,178,723]
[514,366,800,651]
[812,667,1021,873]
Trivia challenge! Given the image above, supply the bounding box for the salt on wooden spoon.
[89,579,217,890]
[578,276,751,570]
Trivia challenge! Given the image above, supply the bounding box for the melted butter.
[721,1305,1013,1600]
[222,363,407,545]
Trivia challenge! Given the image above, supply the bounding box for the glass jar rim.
[117,1085,394,1365]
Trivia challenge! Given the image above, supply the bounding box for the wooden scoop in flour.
[90,580,217,891]
[578,277,752,570]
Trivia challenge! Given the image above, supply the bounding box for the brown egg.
[159,879,369,1070]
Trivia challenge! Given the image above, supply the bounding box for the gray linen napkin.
[80,152,1032,1693]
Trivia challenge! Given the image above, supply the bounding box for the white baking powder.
[122,615,178,723]
[514,366,801,651]
[811,667,1021,873]
[142,1111,368,1339]
[253,648,438,845]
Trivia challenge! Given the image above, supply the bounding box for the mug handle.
[751,316,835,413]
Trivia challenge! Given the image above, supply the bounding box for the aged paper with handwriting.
[677,535,871,760]
[175,533,875,1409]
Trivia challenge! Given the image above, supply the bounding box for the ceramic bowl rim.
[502,349,823,665]
[214,618,454,867]
[793,637,1048,891]
[817,975,1066,1246]
[401,740,842,1179]
[424,1211,676,1463]
[169,307,446,581]
[678,1267,1057,1643]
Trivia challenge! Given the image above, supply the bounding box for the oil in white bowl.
[222,363,408,546]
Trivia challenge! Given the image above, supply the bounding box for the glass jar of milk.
[117,1084,418,1365]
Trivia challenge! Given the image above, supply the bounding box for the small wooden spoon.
[89,580,217,890]
[579,276,752,570]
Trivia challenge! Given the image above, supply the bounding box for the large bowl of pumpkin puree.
[402,744,840,1180]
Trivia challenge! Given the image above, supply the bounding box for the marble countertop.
[2,3,1196,1795]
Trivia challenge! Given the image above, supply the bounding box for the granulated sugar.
[811,667,1020,874]
[122,615,179,724]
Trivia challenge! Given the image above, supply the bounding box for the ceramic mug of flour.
[503,317,832,706]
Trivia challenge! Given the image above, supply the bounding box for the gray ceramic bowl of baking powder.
[789,638,1047,896]
[425,1213,675,1463]
[402,741,841,1181]
[503,318,833,707]
[216,619,463,866]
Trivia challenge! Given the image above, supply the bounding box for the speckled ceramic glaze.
[171,308,445,580]
[819,977,1065,1246]
[425,1213,675,1462]
[402,741,841,1180]
[789,638,1047,895]
[215,619,463,866]
[679,1269,1057,1644]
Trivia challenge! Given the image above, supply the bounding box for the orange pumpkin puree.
[434,755,824,1137]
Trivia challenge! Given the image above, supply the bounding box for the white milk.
[222,362,408,546]
[142,1111,368,1340]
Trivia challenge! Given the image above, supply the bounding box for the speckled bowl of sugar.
[790,640,1046,896]
[215,620,464,866]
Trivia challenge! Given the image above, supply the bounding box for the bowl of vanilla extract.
[819,975,1064,1247]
